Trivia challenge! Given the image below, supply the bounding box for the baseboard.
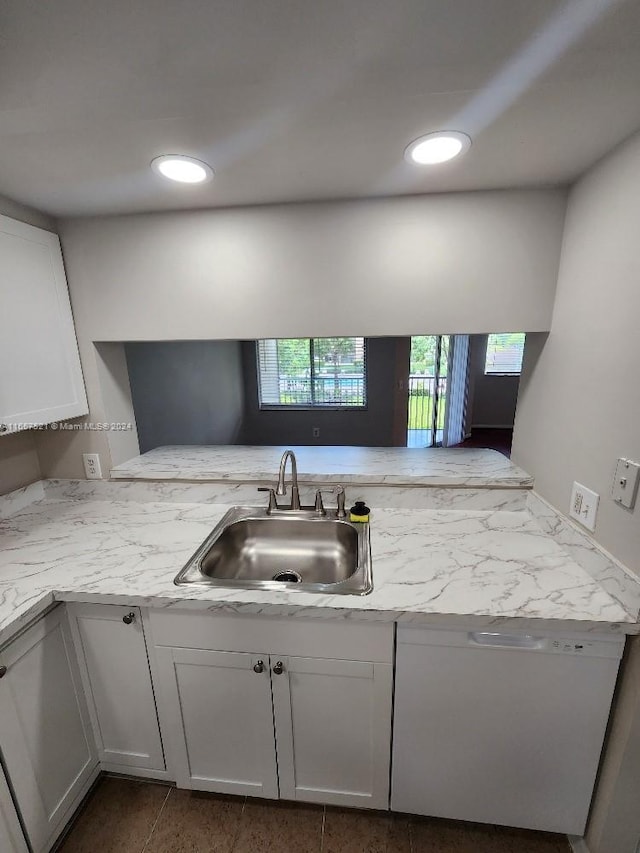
[568,836,591,853]
[100,762,174,782]
[470,424,515,430]
[49,765,102,852]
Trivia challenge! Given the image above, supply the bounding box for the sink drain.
[272,570,303,583]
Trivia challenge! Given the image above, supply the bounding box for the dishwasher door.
[391,626,624,835]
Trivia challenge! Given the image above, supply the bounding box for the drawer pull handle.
[253,660,265,674]
[272,661,284,675]
[122,612,136,625]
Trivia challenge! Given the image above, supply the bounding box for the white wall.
[512,131,640,576]
[0,431,42,495]
[0,194,56,494]
[59,190,566,342]
[37,188,565,478]
[585,636,640,853]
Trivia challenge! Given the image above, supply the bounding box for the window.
[257,337,366,408]
[484,333,526,375]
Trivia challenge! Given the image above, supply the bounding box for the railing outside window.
[408,375,447,431]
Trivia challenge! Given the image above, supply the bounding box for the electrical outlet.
[312,427,320,438]
[569,482,599,532]
[82,453,102,480]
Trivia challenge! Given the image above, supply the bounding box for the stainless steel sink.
[175,506,372,595]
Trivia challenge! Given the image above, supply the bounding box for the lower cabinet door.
[68,604,165,773]
[0,766,28,853]
[0,607,98,853]
[271,656,392,809]
[155,647,279,798]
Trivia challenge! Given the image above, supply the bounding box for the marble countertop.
[0,479,637,649]
[110,445,534,488]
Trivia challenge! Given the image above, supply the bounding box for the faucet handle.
[257,487,278,514]
[314,489,327,516]
[315,485,346,519]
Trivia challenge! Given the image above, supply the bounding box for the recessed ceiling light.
[404,131,471,165]
[151,155,214,184]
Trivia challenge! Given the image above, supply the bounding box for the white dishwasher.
[391,626,624,835]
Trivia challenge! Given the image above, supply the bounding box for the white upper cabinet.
[0,215,87,432]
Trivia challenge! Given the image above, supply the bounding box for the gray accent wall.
[240,338,401,446]
[467,335,521,430]
[125,341,245,453]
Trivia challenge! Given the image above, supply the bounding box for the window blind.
[484,333,526,375]
[257,337,366,408]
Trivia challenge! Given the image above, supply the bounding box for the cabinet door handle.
[0,665,7,678]
[122,612,136,625]
[272,661,284,675]
[253,660,265,674]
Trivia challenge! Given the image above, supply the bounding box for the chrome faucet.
[276,450,301,510]
[258,450,347,516]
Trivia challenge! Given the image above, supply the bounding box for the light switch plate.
[612,458,640,509]
[569,482,599,532]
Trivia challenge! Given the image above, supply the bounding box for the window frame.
[483,333,526,377]
[256,337,368,411]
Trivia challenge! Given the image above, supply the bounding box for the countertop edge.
[1,588,636,653]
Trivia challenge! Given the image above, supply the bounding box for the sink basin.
[175,506,372,595]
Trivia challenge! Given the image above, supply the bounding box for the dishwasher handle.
[468,632,547,650]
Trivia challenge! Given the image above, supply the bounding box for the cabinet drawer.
[147,610,393,663]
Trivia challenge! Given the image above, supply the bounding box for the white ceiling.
[1,0,640,216]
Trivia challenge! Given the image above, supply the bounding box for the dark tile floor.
[57,777,572,853]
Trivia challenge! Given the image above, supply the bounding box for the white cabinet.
[67,603,166,776]
[0,607,98,853]
[0,214,87,432]
[150,612,393,809]
[0,766,28,853]
[155,648,279,797]
[271,655,392,809]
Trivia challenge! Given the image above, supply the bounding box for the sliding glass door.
[407,335,448,448]
[406,335,469,448]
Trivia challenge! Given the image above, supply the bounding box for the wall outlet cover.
[82,453,102,480]
[569,482,599,532]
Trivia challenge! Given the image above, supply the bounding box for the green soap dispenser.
[349,500,370,522]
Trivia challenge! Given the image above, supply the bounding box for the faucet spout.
[276,450,301,510]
